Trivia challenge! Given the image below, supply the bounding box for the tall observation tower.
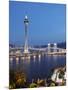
[24,15,29,53]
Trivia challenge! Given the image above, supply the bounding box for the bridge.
[9,43,66,57]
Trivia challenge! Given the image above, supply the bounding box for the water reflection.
[16,57,19,65]
[9,55,66,81]
[9,57,13,67]
[21,57,25,60]
[53,55,58,60]
[33,56,36,63]
[22,57,30,66]
[33,55,36,59]
[38,54,41,62]
[10,57,13,61]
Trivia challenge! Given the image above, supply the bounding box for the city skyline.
[9,1,66,46]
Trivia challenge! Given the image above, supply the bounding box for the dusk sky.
[9,1,66,46]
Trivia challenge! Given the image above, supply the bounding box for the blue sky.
[9,1,66,46]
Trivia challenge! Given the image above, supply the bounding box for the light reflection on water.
[9,55,66,82]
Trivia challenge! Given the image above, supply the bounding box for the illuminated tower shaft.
[24,16,29,53]
[48,43,51,53]
[54,43,57,52]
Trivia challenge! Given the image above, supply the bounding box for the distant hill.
[57,42,66,49]
[9,44,15,48]
[34,42,66,49]
[9,42,66,49]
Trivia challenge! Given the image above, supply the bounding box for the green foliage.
[9,70,27,88]
[9,82,15,89]
[50,83,55,86]
[58,70,64,79]
[29,83,37,88]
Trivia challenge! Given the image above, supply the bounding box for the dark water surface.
[9,55,66,82]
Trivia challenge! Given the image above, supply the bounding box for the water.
[9,55,66,82]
